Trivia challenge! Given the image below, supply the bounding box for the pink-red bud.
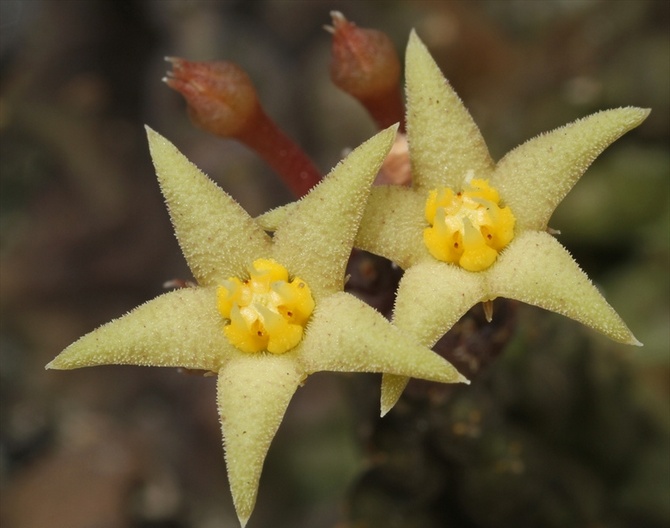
[327,11,404,130]
[165,58,260,138]
[165,57,322,197]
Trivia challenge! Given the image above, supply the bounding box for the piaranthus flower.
[360,31,649,414]
[46,124,465,526]
[260,31,649,415]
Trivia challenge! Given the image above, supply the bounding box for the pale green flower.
[260,31,649,416]
[364,32,649,414]
[46,124,465,527]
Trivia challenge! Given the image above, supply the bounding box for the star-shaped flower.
[352,31,649,414]
[46,124,465,526]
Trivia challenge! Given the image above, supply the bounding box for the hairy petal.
[356,185,430,269]
[47,287,229,371]
[380,375,411,417]
[492,107,650,231]
[380,262,482,414]
[217,355,303,528]
[488,231,640,345]
[299,292,466,385]
[405,30,494,191]
[272,126,397,300]
[255,202,294,232]
[146,127,271,286]
[393,261,487,346]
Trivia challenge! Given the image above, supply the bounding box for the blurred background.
[0,1,668,527]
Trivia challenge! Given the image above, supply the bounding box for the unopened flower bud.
[165,58,260,138]
[327,11,404,130]
[165,57,322,197]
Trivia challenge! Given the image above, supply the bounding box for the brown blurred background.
[1,1,668,527]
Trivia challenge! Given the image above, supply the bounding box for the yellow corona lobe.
[217,259,315,354]
[423,178,515,272]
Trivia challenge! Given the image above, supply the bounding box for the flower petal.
[393,261,486,346]
[380,374,410,417]
[380,261,484,414]
[146,127,271,286]
[217,355,303,527]
[405,30,494,190]
[488,231,640,345]
[299,292,466,385]
[255,202,293,232]
[492,107,650,231]
[355,185,431,269]
[47,287,229,371]
[271,126,397,300]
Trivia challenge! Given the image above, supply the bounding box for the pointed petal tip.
[407,29,428,55]
[406,29,421,54]
[378,121,400,145]
[435,367,471,385]
[144,126,164,164]
[45,357,66,370]
[595,106,651,132]
[457,372,471,385]
[379,386,403,418]
[630,106,651,116]
[378,372,469,417]
[144,124,158,138]
[621,106,652,125]
[238,515,249,528]
[373,122,400,143]
[629,336,643,347]
[380,398,397,417]
[144,126,162,148]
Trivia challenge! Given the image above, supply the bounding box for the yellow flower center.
[423,178,515,272]
[216,259,315,354]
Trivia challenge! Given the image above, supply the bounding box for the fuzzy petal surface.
[255,202,293,233]
[393,261,486,346]
[47,287,227,371]
[146,127,271,286]
[355,185,430,269]
[49,122,468,528]
[379,262,482,414]
[271,125,397,300]
[299,292,466,384]
[488,231,640,344]
[217,355,303,527]
[405,30,494,190]
[358,33,646,416]
[379,375,411,416]
[492,107,650,231]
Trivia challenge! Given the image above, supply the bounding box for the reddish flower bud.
[165,58,322,197]
[327,11,405,130]
[165,58,259,137]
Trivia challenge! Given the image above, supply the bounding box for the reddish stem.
[235,110,321,198]
[165,58,321,198]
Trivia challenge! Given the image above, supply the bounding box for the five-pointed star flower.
[46,124,466,527]
[352,31,649,414]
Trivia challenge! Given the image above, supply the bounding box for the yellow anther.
[216,259,315,354]
[423,179,515,272]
